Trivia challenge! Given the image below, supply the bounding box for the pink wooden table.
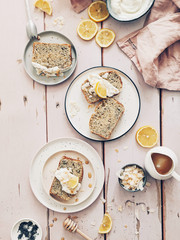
[1,0,180,239]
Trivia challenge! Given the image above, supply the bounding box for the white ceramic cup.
[145,146,180,181]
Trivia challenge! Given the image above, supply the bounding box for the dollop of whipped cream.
[32,62,60,77]
[82,73,119,97]
[111,0,151,19]
[55,168,81,195]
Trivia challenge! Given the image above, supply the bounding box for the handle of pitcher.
[172,171,180,181]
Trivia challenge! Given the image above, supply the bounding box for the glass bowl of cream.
[117,164,147,192]
[106,0,155,22]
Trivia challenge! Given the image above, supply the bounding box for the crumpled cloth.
[117,0,180,91]
[70,0,92,13]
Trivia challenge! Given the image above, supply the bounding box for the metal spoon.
[25,0,37,39]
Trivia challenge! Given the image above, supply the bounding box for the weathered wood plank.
[44,1,104,239]
[162,91,180,240]
[0,0,48,239]
[102,16,162,240]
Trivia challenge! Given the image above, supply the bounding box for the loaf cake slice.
[49,156,83,201]
[81,70,123,104]
[89,98,125,139]
[32,42,72,77]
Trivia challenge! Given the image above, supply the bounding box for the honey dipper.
[63,217,93,240]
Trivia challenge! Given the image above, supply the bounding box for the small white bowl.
[11,218,42,240]
[106,0,155,22]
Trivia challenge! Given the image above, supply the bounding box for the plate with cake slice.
[24,31,77,85]
[29,138,104,213]
[65,66,141,142]
[42,151,96,206]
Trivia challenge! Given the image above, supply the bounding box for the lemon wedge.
[99,213,112,234]
[88,1,109,23]
[67,176,79,189]
[136,125,158,148]
[34,0,52,15]
[77,19,98,41]
[95,28,115,48]
[95,81,107,98]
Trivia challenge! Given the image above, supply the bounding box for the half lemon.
[136,125,158,148]
[34,0,52,15]
[95,28,115,48]
[99,213,112,234]
[77,19,98,41]
[88,1,109,23]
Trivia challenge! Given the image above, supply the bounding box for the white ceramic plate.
[106,0,155,22]
[29,138,104,213]
[11,218,42,240]
[42,150,96,206]
[24,31,77,85]
[65,66,140,142]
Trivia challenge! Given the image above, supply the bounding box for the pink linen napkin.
[70,0,92,13]
[117,0,180,91]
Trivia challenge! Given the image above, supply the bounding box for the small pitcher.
[145,146,180,181]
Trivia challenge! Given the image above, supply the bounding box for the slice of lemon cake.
[49,156,83,201]
[32,42,72,77]
[81,70,123,103]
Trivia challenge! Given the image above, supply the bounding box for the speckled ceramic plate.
[41,150,96,206]
[65,66,141,142]
[29,138,104,213]
[24,31,77,85]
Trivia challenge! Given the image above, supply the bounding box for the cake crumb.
[117,159,121,163]
[123,146,128,150]
[90,221,96,226]
[146,182,151,187]
[17,59,22,64]
[53,217,57,221]
[127,201,132,207]
[100,198,106,204]
[115,149,119,153]
[118,205,123,212]
[88,104,95,109]
[49,223,53,227]
[69,102,80,118]
[61,238,65,240]
[63,207,67,210]
[53,16,64,30]
[124,225,128,228]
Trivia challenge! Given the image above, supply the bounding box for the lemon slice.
[95,28,115,48]
[95,81,107,98]
[34,0,52,15]
[77,19,98,41]
[136,126,158,148]
[99,213,112,234]
[88,1,109,23]
[67,176,79,189]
